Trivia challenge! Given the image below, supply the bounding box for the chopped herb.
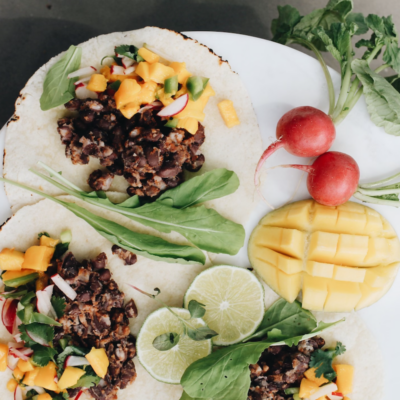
[31,344,58,367]
[109,80,122,91]
[51,296,66,318]
[153,332,180,351]
[115,44,144,62]
[38,232,50,239]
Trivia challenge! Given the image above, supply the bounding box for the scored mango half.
[248,199,400,312]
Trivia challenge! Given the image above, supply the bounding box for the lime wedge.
[136,307,212,384]
[184,265,265,346]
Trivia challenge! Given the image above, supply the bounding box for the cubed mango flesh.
[177,118,198,135]
[0,343,8,371]
[135,61,151,81]
[13,366,24,380]
[148,63,175,84]
[23,368,39,386]
[333,364,354,394]
[58,366,86,390]
[87,74,108,92]
[299,378,320,398]
[218,100,240,128]
[38,394,53,400]
[137,81,158,105]
[17,358,34,372]
[0,248,25,271]
[169,62,192,84]
[138,47,160,64]
[34,362,58,391]
[158,88,175,106]
[248,199,400,312]
[120,102,141,119]
[22,246,54,272]
[6,379,17,393]
[40,236,59,248]
[114,79,141,110]
[85,347,109,378]
[304,367,329,386]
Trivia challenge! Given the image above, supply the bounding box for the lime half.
[184,265,265,346]
[136,307,212,384]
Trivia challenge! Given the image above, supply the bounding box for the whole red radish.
[289,151,360,206]
[255,106,336,186]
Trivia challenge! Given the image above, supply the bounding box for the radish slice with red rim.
[25,329,50,347]
[157,94,189,117]
[13,334,23,343]
[10,347,33,360]
[36,287,57,319]
[75,390,84,400]
[75,84,98,100]
[64,355,90,368]
[74,76,91,86]
[8,341,23,349]
[124,66,136,75]
[68,66,97,79]
[110,65,125,75]
[122,57,135,68]
[51,274,77,300]
[7,354,19,370]
[14,385,23,400]
[2,298,18,334]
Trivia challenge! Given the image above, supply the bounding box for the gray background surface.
[1,0,399,126]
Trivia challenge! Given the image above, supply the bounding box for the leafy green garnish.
[19,325,38,347]
[115,44,144,62]
[31,344,58,367]
[25,322,55,344]
[109,80,121,91]
[52,242,70,261]
[20,291,36,306]
[188,300,206,319]
[153,332,180,351]
[310,342,347,381]
[38,232,50,239]
[51,296,66,318]
[56,345,88,370]
[1,289,28,299]
[40,45,82,111]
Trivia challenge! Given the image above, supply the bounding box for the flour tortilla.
[0,198,384,400]
[4,26,262,227]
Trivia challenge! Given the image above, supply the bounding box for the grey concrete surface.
[0,0,399,126]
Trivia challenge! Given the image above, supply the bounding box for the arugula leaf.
[245,299,317,342]
[188,300,206,319]
[181,318,344,399]
[25,322,54,344]
[153,332,180,351]
[51,296,66,318]
[352,59,400,135]
[31,344,57,367]
[40,45,82,111]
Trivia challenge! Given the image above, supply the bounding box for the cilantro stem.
[292,37,335,115]
[353,191,400,207]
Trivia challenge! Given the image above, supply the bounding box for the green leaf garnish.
[31,344,58,367]
[25,322,55,345]
[51,296,66,318]
[153,332,180,351]
[38,232,50,239]
[188,300,206,319]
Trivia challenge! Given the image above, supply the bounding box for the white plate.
[0,31,398,398]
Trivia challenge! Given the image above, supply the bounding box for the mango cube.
[302,275,328,311]
[22,246,54,272]
[304,367,329,386]
[115,79,141,110]
[34,362,58,391]
[86,347,109,378]
[6,379,17,393]
[135,61,151,81]
[169,62,192,84]
[0,248,25,271]
[336,210,367,233]
[324,281,362,312]
[333,364,354,394]
[306,261,334,279]
[40,236,59,248]
[299,378,320,398]
[148,63,175,84]
[17,358,34,372]
[253,260,279,293]
[334,234,369,266]
[120,102,140,119]
[23,368,39,386]
[0,343,8,371]
[101,65,136,83]
[333,265,365,283]
[308,231,339,263]
[38,394,53,400]
[138,47,160,64]
[87,73,108,92]
[177,118,198,135]
[137,81,158,104]
[218,100,240,128]
[58,366,86,390]
[13,366,24,380]
[277,270,302,303]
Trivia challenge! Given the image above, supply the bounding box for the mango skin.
[85,347,109,378]
[58,366,85,390]
[0,248,25,271]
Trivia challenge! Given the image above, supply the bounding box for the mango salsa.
[23,368,39,386]
[87,74,108,92]
[115,79,141,109]
[34,362,58,391]
[6,379,17,393]
[3,269,39,288]
[148,62,175,84]
[17,358,34,372]
[13,366,24,380]
[177,118,198,135]
[85,347,109,378]
[38,394,53,400]
[333,364,354,394]
[0,248,25,271]
[304,367,329,386]
[138,47,160,64]
[169,62,192,84]
[299,378,320,398]
[22,246,54,272]
[248,199,400,312]
[58,367,86,390]
[218,99,240,128]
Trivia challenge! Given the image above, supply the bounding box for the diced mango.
[87,74,108,92]
[364,263,399,287]
[38,394,53,400]
[333,364,354,394]
[333,265,366,283]
[334,234,369,266]
[22,246,54,272]
[365,213,383,234]
[336,210,367,234]
[169,62,192,84]
[114,79,142,110]
[34,362,58,391]
[6,379,17,393]
[135,61,151,81]
[85,347,109,379]
[23,368,39,386]
[0,248,25,271]
[177,118,198,135]
[218,100,240,128]
[304,367,329,386]
[148,62,175,84]
[308,231,339,263]
[302,275,329,311]
[175,100,206,121]
[306,261,334,279]
[0,343,8,372]
[58,366,86,390]
[3,269,37,282]
[137,81,158,104]
[17,358,34,372]
[13,366,24,380]
[120,102,141,119]
[40,236,59,248]
[311,205,338,233]
[277,270,302,303]
[158,88,175,106]
[355,279,394,311]
[252,259,279,294]
[324,280,362,312]
[299,378,320,398]
[138,47,160,64]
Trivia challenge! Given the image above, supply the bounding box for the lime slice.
[136,307,212,384]
[184,265,265,346]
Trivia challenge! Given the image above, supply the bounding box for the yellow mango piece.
[38,394,53,400]
[218,99,240,128]
[306,261,334,279]
[302,275,329,311]
[382,217,398,237]
[277,270,302,303]
[13,366,24,380]
[115,79,141,109]
[299,378,320,398]
[137,81,158,105]
[336,210,367,234]
[364,263,399,287]
[17,358,34,372]
[308,231,339,263]
[3,269,37,283]
[138,47,160,64]
[311,205,338,233]
[148,62,175,83]
[100,65,136,83]
[158,88,175,106]
[22,246,54,272]
[0,343,8,372]
[355,279,394,311]
[85,347,109,378]
[304,367,329,386]
[325,280,362,312]
[7,379,18,393]
[252,259,279,294]
[23,368,39,385]
[170,62,192,84]
[34,362,58,391]
[333,265,366,283]
[0,248,25,271]
[177,118,198,135]
[120,102,140,119]
[36,273,49,291]
[365,213,383,234]
[87,74,108,92]
[333,364,354,394]
[40,236,59,248]
[135,61,151,81]
[334,234,369,266]
[58,367,86,390]
[175,100,205,121]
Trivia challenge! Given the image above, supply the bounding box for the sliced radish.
[2,299,18,334]
[9,347,33,361]
[74,76,91,86]
[8,342,23,349]
[14,385,22,400]
[54,376,59,383]
[68,66,97,79]
[24,386,45,394]
[13,334,23,343]
[36,286,57,319]
[124,66,136,75]
[139,100,163,114]
[75,84,98,100]
[65,355,90,368]
[309,383,339,400]
[25,329,49,347]
[51,274,77,300]
[328,393,344,400]
[7,354,19,370]
[110,65,125,75]
[75,390,84,400]
[157,94,189,117]
[122,57,135,68]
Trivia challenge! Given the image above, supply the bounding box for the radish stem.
[357,187,400,196]
[354,192,400,207]
[255,140,285,186]
[359,171,400,188]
